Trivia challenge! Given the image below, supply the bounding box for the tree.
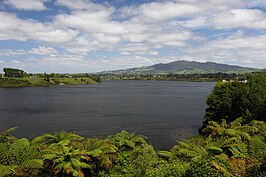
[3,68,25,78]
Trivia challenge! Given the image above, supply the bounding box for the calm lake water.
[0,80,214,149]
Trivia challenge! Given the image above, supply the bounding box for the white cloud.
[4,0,48,10]
[0,47,56,56]
[172,17,208,28]
[213,9,266,29]
[63,35,116,55]
[0,12,79,42]
[149,51,159,56]
[29,28,78,43]
[55,0,109,11]
[0,49,26,56]
[119,0,244,22]
[118,43,156,52]
[139,2,201,21]
[92,33,121,44]
[55,10,127,35]
[29,46,57,55]
[179,32,266,68]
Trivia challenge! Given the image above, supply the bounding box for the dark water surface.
[0,80,214,149]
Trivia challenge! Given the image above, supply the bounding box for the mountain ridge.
[97,60,257,75]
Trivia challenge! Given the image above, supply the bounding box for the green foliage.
[0,137,43,176]
[0,165,16,177]
[3,68,25,78]
[249,134,266,158]
[0,74,99,87]
[43,139,90,177]
[32,131,84,147]
[204,73,266,125]
[107,130,147,150]
[0,119,265,177]
[0,78,32,87]
[77,138,117,173]
[0,127,17,143]
[185,157,230,177]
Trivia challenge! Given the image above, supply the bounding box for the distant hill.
[97,60,257,75]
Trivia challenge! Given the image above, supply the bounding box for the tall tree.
[3,68,25,78]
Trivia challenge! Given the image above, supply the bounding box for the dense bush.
[204,73,266,124]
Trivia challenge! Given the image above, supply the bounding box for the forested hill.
[98,60,257,75]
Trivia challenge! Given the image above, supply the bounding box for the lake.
[0,80,214,149]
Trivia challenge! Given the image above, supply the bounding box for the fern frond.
[206,146,223,154]
[157,150,173,158]
[249,135,266,158]
[212,161,232,177]
[230,117,243,128]
[224,129,237,136]
[0,165,17,177]
[21,159,43,169]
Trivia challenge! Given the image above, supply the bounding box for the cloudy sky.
[0,0,266,73]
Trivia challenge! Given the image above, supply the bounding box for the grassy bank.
[0,77,98,87]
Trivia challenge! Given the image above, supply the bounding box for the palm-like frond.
[157,150,174,158]
[21,159,43,169]
[0,165,17,177]
[32,131,84,146]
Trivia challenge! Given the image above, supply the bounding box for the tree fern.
[0,127,17,143]
[43,139,91,177]
[108,130,147,150]
[32,131,84,147]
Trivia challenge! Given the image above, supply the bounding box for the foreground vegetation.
[0,119,265,177]
[0,72,265,176]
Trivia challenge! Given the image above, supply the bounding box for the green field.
[0,77,98,87]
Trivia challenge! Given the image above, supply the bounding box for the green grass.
[0,77,98,87]
[0,78,31,87]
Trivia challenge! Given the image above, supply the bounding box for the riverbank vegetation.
[0,73,265,177]
[95,71,264,82]
[0,68,100,87]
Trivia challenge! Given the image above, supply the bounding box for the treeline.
[1,68,101,83]
[98,72,246,82]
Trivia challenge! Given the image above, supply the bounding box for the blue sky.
[0,0,266,73]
